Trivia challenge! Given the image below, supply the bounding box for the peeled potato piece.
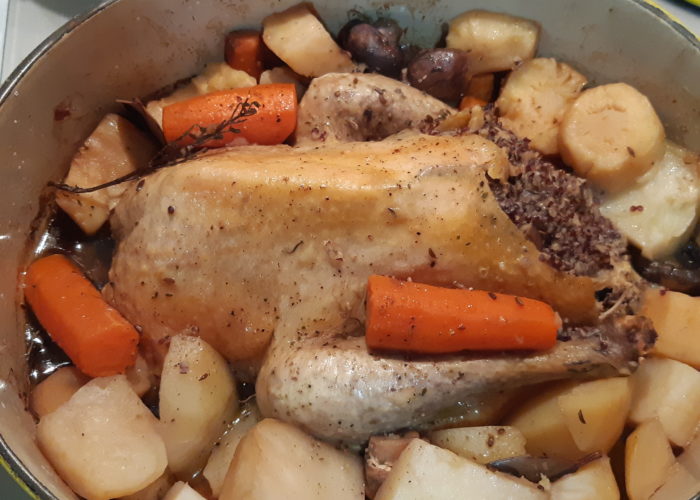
[220,418,364,500]
[446,10,539,74]
[262,3,355,77]
[559,83,666,192]
[625,419,676,500]
[628,357,700,447]
[550,457,619,500]
[641,288,700,367]
[428,426,526,464]
[37,375,167,500]
[159,334,238,478]
[30,366,89,418]
[119,470,174,500]
[162,482,206,500]
[375,439,547,500]
[651,462,699,500]
[600,142,700,260]
[497,58,587,155]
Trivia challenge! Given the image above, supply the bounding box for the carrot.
[459,95,488,110]
[225,30,265,80]
[24,254,139,377]
[161,83,297,148]
[365,275,560,353]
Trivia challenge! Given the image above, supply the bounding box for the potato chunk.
[263,3,355,77]
[55,114,157,234]
[508,378,630,460]
[600,142,700,259]
[625,419,675,500]
[641,288,700,368]
[428,426,526,464]
[550,457,619,500]
[446,10,539,74]
[37,375,167,500]
[220,418,364,500]
[375,439,547,500]
[203,400,261,497]
[119,470,174,500]
[159,334,238,477]
[629,357,700,446]
[162,482,206,500]
[496,58,587,155]
[651,463,699,500]
[30,366,89,418]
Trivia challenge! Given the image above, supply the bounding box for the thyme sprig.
[50,98,260,194]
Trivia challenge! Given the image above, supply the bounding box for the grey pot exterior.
[0,0,696,498]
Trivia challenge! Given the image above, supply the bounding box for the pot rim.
[0,0,697,499]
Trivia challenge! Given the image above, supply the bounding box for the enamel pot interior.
[0,0,697,498]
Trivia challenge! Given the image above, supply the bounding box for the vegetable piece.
[146,63,256,126]
[159,334,238,478]
[488,454,602,483]
[446,10,540,74]
[625,419,676,500]
[641,288,700,368]
[37,376,167,500]
[203,399,261,497]
[600,142,700,259]
[465,73,494,102]
[162,482,206,500]
[374,439,547,500]
[628,357,700,447]
[219,418,364,500]
[259,66,306,97]
[428,426,526,464]
[550,456,619,500]
[365,432,420,499]
[119,470,174,500]
[559,83,666,192]
[224,30,265,80]
[30,366,89,418]
[262,3,355,77]
[459,95,487,110]
[25,254,139,377]
[341,21,404,77]
[55,113,157,234]
[557,377,631,455]
[125,353,153,397]
[161,83,297,148]
[496,58,587,155]
[365,275,559,353]
[406,49,470,101]
[650,462,700,500]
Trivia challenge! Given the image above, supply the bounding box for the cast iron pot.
[0,0,697,498]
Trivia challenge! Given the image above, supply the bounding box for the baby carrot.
[366,275,560,353]
[24,254,139,377]
[225,30,265,80]
[459,95,487,110]
[161,83,297,148]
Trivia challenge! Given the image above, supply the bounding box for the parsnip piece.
[428,426,526,464]
[219,418,364,500]
[125,353,153,397]
[260,66,306,97]
[55,114,157,234]
[600,142,700,259]
[625,419,675,500]
[506,382,581,460]
[446,10,539,74]
[375,439,547,500]
[629,357,700,446]
[203,400,261,497]
[30,366,89,418]
[120,470,174,500]
[650,463,699,500]
[558,377,631,455]
[159,334,238,478]
[497,58,587,155]
[162,482,206,500]
[262,3,355,77]
[146,63,256,126]
[641,288,700,368]
[550,457,619,500]
[559,83,666,192]
[37,375,167,500]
